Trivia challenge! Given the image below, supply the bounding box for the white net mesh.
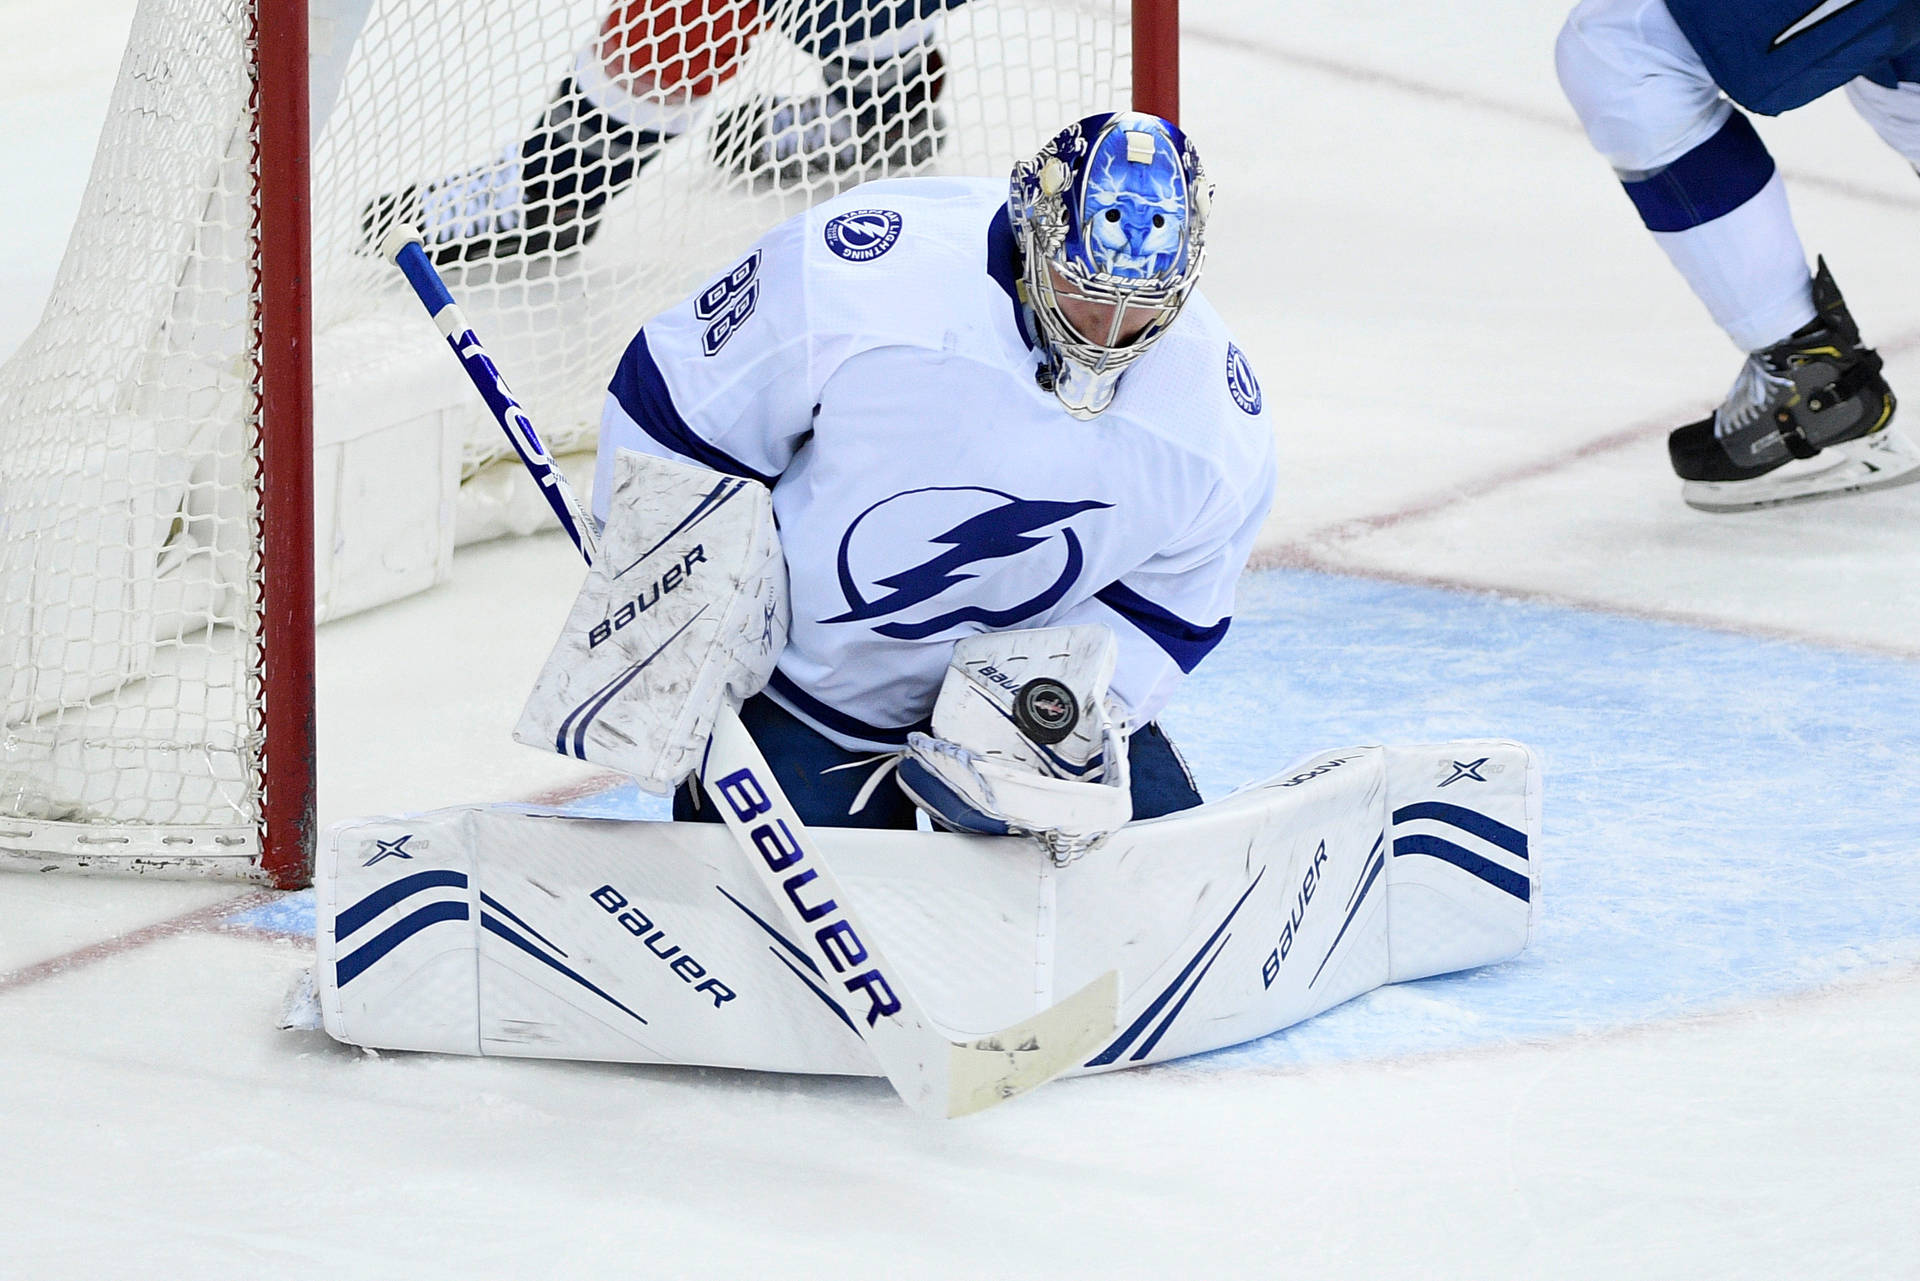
[0,0,1134,874]
[319,0,1132,471]
[0,0,264,871]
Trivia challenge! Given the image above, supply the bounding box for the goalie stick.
[382,232,1120,1117]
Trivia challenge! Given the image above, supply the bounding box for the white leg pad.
[317,739,1543,1076]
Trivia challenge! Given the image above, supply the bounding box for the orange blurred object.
[597,0,764,99]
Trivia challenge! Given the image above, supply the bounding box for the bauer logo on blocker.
[825,210,904,262]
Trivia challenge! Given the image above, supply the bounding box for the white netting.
[0,0,264,870]
[0,0,1133,873]
[317,0,1131,472]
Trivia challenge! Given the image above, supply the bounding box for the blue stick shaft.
[383,231,600,567]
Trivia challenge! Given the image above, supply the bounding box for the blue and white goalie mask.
[1010,111,1211,418]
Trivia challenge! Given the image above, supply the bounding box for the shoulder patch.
[824,209,904,262]
[1226,343,1262,415]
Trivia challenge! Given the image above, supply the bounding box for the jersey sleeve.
[593,215,826,523]
[1059,442,1277,727]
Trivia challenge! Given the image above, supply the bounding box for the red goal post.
[0,0,1179,889]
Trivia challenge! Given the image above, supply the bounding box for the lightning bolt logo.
[825,487,1111,640]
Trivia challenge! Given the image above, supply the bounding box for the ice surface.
[3,0,1918,1275]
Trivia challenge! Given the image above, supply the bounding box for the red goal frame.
[258,0,316,889]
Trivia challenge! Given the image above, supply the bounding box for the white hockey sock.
[1652,171,1815,352]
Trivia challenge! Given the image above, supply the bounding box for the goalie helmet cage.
[0,0,1179,889]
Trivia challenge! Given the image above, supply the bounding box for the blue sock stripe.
[1621,111,1777,233]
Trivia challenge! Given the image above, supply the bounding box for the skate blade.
[1681,427,1920,513]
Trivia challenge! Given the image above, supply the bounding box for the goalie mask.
[1009,111,1211,419]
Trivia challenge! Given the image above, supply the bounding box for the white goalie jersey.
[595,177,1278,751]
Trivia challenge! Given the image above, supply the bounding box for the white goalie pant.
[315,740,1543,1077]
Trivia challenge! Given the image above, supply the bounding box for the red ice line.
[0,887,285,997]
[1253,328,1920,662]
[0,769,630,995]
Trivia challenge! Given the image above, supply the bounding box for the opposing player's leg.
[363,0,760,263]
[1555,0,1916,509]
[710,0,956,184]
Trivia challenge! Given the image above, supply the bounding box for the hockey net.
[0,0,1157,885]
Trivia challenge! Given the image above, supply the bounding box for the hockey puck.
[1013,678,1079,746]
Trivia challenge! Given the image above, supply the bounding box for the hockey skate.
[709,40,947,186]
[360,78,657,265]
[1667,258,1916,512]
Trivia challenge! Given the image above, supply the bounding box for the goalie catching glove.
[515,450,788,793]
[896,625,1133,865]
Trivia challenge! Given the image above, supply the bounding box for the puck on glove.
[1013,677,1079,745]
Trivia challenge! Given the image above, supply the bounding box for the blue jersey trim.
[609,328,777,484]
[1622,111,1775,233]
[986,203,1038,351]
[765,668,932,748]
[779,0,953,59]
[1095,581,1231,674]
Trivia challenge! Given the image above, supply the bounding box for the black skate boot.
[709,38,947,186]
[361,77,660,266]
[1667,258,1916,511]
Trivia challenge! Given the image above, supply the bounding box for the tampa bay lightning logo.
[824,210,904,262]
[1226,343,1262,415]
[824,487,1112,640]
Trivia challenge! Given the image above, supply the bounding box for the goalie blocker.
[514,448,789,792]
[314,738,1541,1083]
